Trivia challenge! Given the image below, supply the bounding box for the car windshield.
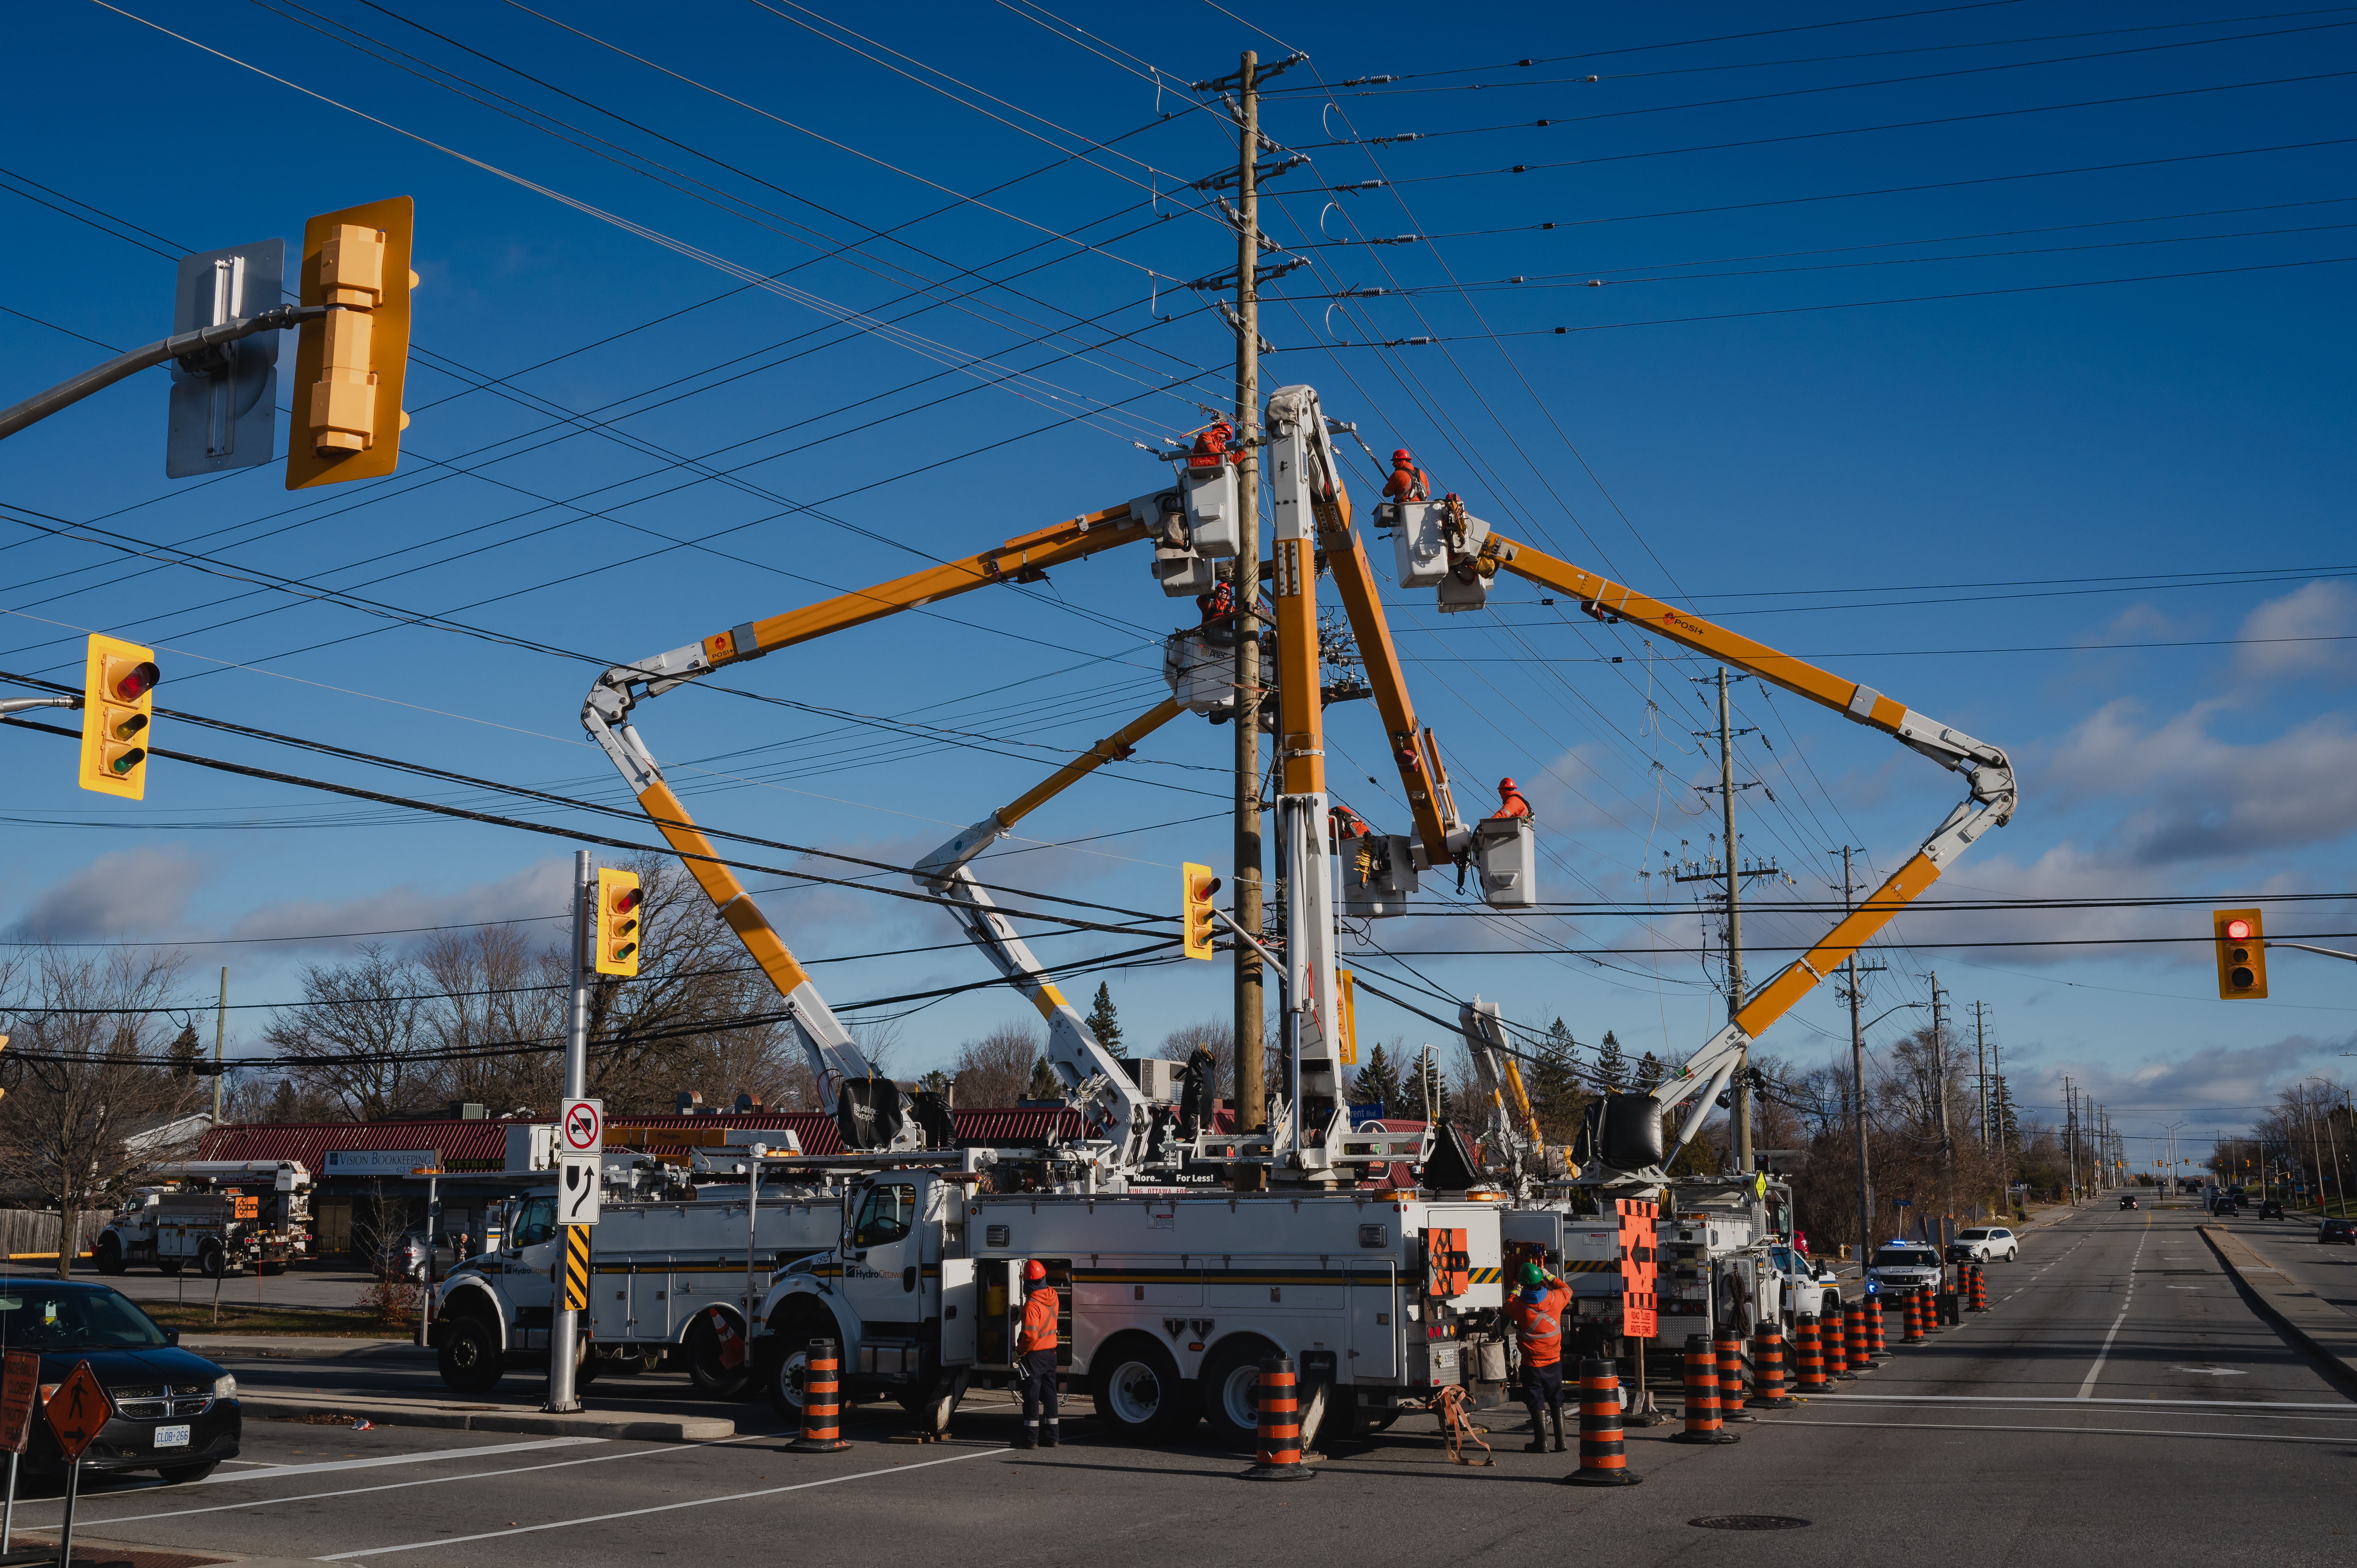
[1957,1229,1990,1241]
[1873,1249,1937,1270]
[0,1283,171,1351]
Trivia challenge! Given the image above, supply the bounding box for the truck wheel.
[436,1315,504,1395]
[1198,1337,1278,1451]
[95,1237,125,1276]
[198,1241,226,1280]
[765,1342,811,1425]
[158,1259,182,1277]
[1092,1338,1187,1443]
[684,1310,751,1400]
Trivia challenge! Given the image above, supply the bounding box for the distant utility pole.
[1839,847,1888,1260]
[1928,973,1952,1166]
[1679,668,1775,1173]
[1972,1001,1990,1143]
[2065,1078,2078,1201]
[1230,48,1265,1135]
[211,967,228,1123]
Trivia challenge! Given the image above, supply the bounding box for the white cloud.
[15,848,207,939]
[2042,696,2357,864]
[2234,579,2357,683]
[225,859,574,952]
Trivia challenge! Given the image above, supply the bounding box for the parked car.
[385,1231,460,1282]
[2320,1218,2357,1246]
[1950,1227,2021,1262]
[1866,1241,1946,1298]
[2260,1199,2285,1220]
[0,1276,240,1482]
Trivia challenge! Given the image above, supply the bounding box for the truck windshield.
[511,1197,557,1248]
[1872,1249,1935,1270]
[853,1184,917,1248]
[0,1284,171,1351]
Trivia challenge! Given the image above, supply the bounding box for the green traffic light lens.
[2230,965,2256,989]
[110,747,145,775]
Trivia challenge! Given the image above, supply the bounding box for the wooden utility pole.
[1231,49,1266,1134]
[1719,669,1749,1173]
[211,967,228,1124]
[1842,847,1875,1260]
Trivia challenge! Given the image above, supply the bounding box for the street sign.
[0,1350,37,1455]
[166,238,284,477]
[558,1152,602,1227]
[561,1224,592,1312]
[560,1098,604,1155]
[45,1362,109,1462]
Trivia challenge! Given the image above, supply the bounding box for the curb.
[186,1336,435,1362]
[236,1395,737,1443]
[2196,1223,2357,1391]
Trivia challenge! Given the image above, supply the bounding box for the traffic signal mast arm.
[579,502,1158,1129]
[1477,537,2016,1154]
[0,305,327,442]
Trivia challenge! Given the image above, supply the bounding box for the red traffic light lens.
[613,888,641,913]
[113,661,159,701]
[2224,918,2252,941]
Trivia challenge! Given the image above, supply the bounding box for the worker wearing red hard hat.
[1383,447,1431,503]
[1495,778,1532,819]
[1014,1259,1061,1449]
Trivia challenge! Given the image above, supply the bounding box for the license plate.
[154,1425,191,1449]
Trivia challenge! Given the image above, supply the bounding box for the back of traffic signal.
[0,196,416,491]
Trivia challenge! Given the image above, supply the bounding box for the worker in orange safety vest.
[1188,420,1238,468]
[1014,1259,1060,1449]
[1383,447,1430,502]
[1507,1260,1573,1452]
[1494,777,1532,819]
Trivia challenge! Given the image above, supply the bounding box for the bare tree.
[419,923,562,1113]
[1159,1017,1233,1096]
[953,1022,1042,1108]
[0,946,201,1277]
[261,945,435,1121]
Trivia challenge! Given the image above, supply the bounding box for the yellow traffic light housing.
[79,634,159,799]
[2214,908,2267,999]
[1181,862,1221,960]
[287,196,415,490]
[595,868,643,976]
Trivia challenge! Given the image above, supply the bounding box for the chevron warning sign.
[561,1224,592,1312]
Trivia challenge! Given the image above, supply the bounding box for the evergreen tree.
[1595,1030,1627,1094]
[1530,1017,1586,1145]
[267,1079,298,1121]
[1026,1052,1064,1103]
[168,1022,203,1083]
[1085,982,1124,1059]
[917,1068,952,1096]
[1352,1042,1402,1111]
[1634,1050,1664,1094]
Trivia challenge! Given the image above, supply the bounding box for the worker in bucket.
[1507,1260,1573,1453]
[1015,1259,1060,1450]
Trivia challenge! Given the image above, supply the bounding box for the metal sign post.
[46,1361,109,1567]
[0,1349,38,1552]
[545,851,594,1415]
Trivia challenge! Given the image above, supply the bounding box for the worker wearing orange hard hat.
[1495,777,1531,819]
[1383,447,1430,503]
[1014,1259,1061,1449]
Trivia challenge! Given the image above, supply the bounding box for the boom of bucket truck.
[1380,486,2016,1188]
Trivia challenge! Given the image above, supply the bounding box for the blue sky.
[1,0,2350,1168]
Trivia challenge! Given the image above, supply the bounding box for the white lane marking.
[2173,1367,2249,1376]
[198,1436,604,1484]
[1802,1393,2357,1409]
[2078,1224,2148,1399]
[318,1446,1004,1559]
[1776,1418,2347,1446]
[16,1430,774,1529]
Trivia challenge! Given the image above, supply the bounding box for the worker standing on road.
[1507,1261,1572,1453]
[1015,1259,1060,1450]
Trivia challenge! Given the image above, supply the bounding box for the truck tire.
[158,1259,182,1277]
[684,1309,751,1400]
[764,1341,812,1425]
[1199,1336,1279,1451]
[1091,1337,1188,1443]
[437,1314,504,1395]
[95,1236,125,1276]
[198,1241,226,1280]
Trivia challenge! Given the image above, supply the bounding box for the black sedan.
[0,1276,240,1482]
[2320,1218,2357,1247]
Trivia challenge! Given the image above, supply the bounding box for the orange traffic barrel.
[1714,1328,1753,1422]
[1240,1356,1313,1480]
[1565,1358,1642,1485]
[1793,1313,1827,1390]
[1671,1334,1738,1445]
[790,1337,850,1453]
[1750,1324,1795,1409]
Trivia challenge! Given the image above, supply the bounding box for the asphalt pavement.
[16,1197,2357,1568]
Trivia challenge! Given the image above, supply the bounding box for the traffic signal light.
[1181,863,1221,960]
[79,634,159,799]
[594,867,643,976]
[2214,908,2267,999]
[286,196,415,490]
